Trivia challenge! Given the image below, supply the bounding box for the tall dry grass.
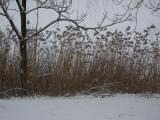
[0,25,160,97]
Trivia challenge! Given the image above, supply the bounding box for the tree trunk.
[20,40,27,89]
[20,0,27,89]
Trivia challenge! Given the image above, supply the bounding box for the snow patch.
[0,94,160,120]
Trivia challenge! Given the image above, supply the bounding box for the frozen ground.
[0,94,160,120]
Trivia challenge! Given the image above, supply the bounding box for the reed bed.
[0,25,160,96]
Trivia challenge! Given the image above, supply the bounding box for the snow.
[0,94,160,120]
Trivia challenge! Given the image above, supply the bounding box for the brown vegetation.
[0,25,160,97]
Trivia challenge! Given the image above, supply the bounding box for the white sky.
[0,0,160,32]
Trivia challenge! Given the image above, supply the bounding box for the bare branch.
[0,0,7,6]
[26,0,72,14]
[26,18,61,41]
[0,5,22,40]
[146,0,160,13]
[26,0,49,14]
[26,11,132,41]
[0,88,29,98]
[112,0,123,5]
[7,8,20,12]
[97,12,107,27]
[123,0,145,11]
[16,0,23,11]
[0,91,10,98]
[34,0,40,31]
[131,7,139,32]
[0,11,5,16]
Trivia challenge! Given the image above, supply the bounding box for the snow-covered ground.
[0,94,160,120]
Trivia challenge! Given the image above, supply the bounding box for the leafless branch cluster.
[0,2,21,40]
[146,0,160,13]
[0,0,137,42]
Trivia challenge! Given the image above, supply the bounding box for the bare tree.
[0,0,134,91]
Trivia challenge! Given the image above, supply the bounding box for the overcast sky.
[0,0,160,32]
